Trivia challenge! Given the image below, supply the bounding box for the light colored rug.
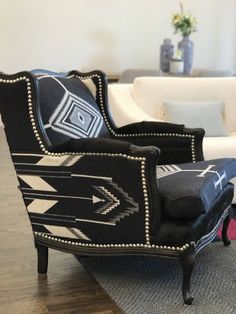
[80,242,236,314]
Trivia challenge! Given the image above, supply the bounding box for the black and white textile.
[2,70,236,305]
[37,75,109,147]
[13,150,148,245]
[158,158,236,218]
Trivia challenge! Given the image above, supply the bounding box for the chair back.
[0,70,113,154]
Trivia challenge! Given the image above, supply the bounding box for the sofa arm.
[113,121,205,164]
[50,137,136,154]
[108,84,160,128]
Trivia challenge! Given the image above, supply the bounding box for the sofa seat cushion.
[157,158,236,219]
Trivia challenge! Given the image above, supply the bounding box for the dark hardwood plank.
[0,128,123,314]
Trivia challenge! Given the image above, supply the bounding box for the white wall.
[0,0,235,75]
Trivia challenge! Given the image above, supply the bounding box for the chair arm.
[50,137,136,154]
[13,143,160,247]
[113,121,205,164]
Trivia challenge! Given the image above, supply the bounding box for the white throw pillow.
[162,101,229,137]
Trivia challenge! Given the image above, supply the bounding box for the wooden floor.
[0,128,122,314]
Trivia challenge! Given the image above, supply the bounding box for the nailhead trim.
[117,133,196,163]
[34,231,190,252]
[141,160,150,245]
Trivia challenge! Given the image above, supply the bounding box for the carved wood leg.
[222,212,232,246]
[180,246,195,305]
[36,243,48,274]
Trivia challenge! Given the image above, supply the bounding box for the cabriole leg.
[180,246,195,305]
[222,213,232,246]
[36,243,48,274]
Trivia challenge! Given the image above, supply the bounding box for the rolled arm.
[13,142,161,248]
[113,121,205,164]
[50,137,137,154]
[108,83,160,127]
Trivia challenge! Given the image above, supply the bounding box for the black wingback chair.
[1,70,236,305]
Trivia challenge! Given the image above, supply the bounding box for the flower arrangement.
[171,1,197,37]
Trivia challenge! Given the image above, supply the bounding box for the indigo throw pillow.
[36,75,110,147]
[162,101,228,137]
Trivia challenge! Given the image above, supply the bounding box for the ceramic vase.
[160,39,174,73]
[178,36,194,75]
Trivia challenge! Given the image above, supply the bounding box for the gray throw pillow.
[162,100,228,137]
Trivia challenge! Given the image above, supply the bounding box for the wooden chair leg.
[222,213,232,246]
[36,243,48,274]
[180,246,195,305]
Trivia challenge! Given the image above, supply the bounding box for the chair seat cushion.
[157,158,236,218]
[155,183,234,246]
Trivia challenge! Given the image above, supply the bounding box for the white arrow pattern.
[18,175,56,192]
[27,199,58,213]
[36,155,82,166]
[33,224,91,241]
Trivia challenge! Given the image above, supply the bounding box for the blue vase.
[160,39,174,73]
[178,36,194,75]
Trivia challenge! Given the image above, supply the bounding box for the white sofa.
[108,77,236,201]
